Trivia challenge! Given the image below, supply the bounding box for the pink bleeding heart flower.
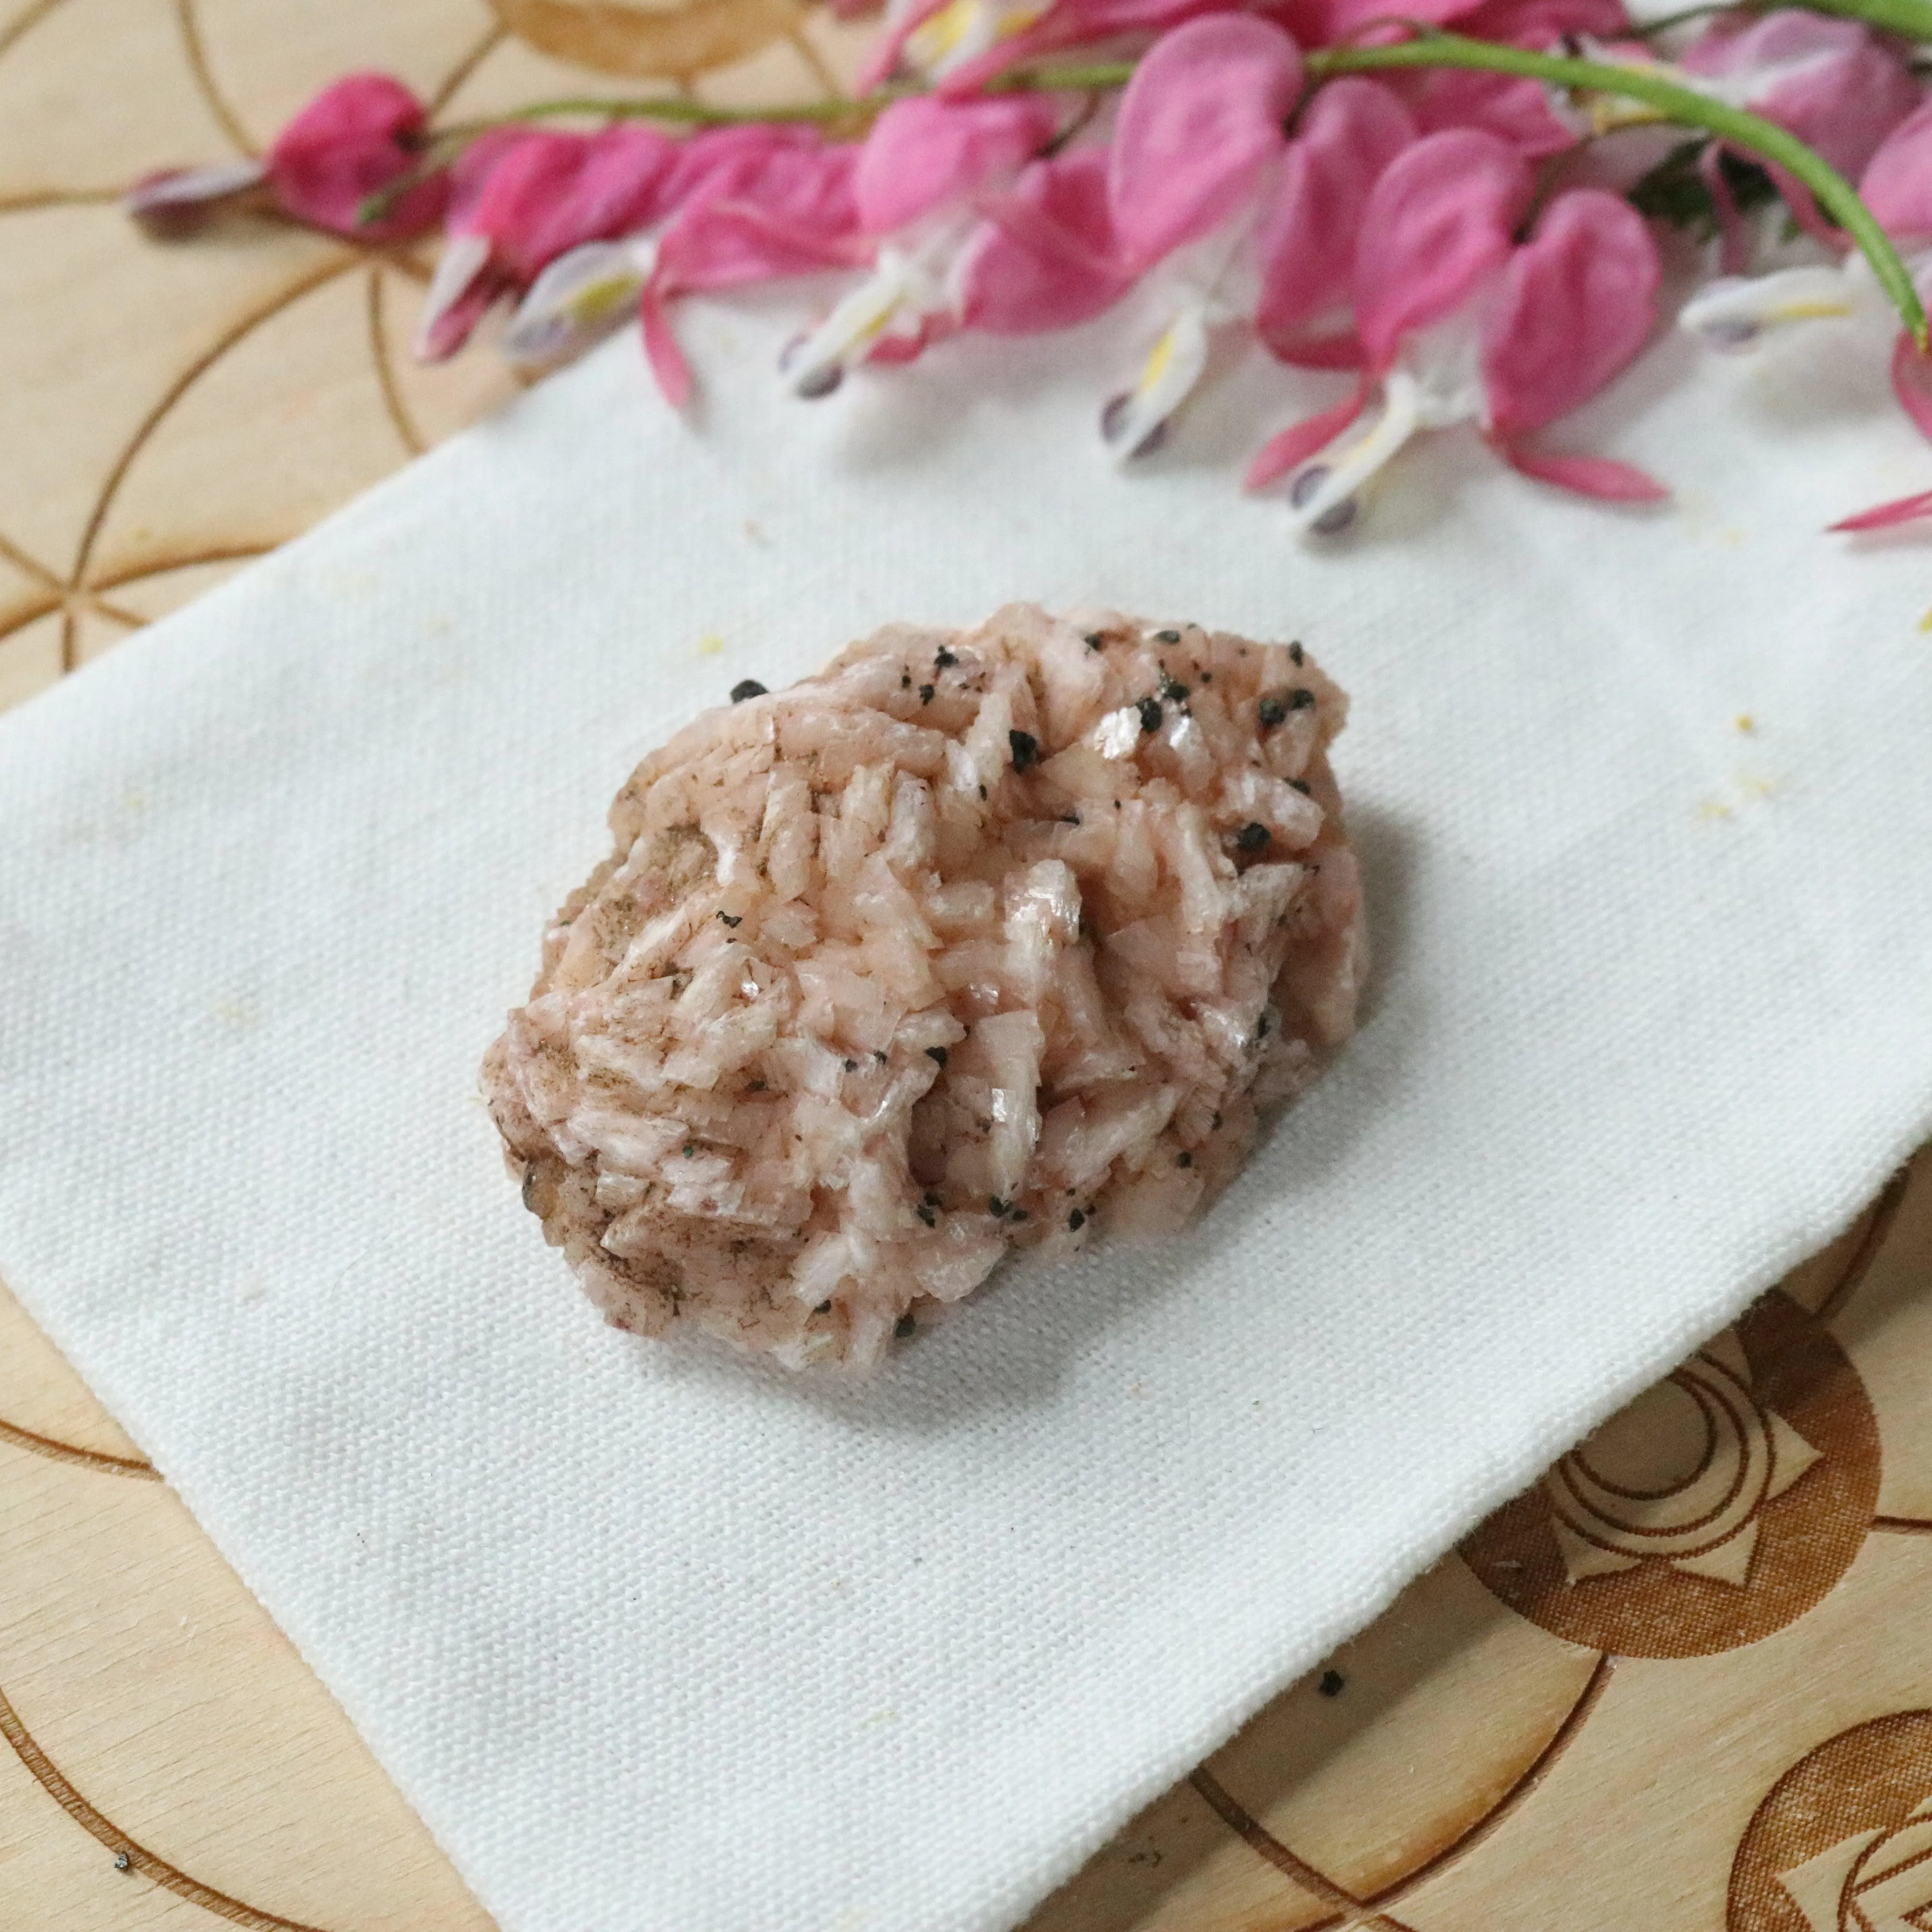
[1863,106,1932,471]
[1394,0,1634,158]
[416,125,679,361]
[125,157,271,240]
[1831,216,1932,524]
[266,72,448,242]
[1091,16,1311,460]
[1676,9,1921,263]
[1352,127,1533,369]
[1479,190,1665,498]
[1681,98,1932,477]
[880,0,1486,99]
[854,94,1057,235]
[1889,330,1932,440]
[1684,95,1932,355]
[640,130,866,405]
[1047,25,1412,465]
[1830,486,1932,532]
[1253,77,1417,369]
[1858,96,1932,247]
[499,126,823,379]
[1836,334,1932,529]
[1679,10,1920,184]
[1249,132,1663,529]
[864,0,1281,102]
[776,96,1058,396]
[957,147,1138,333]
[1106,14,1303,272]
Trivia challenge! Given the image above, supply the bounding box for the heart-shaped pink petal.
[266,72,447,240]
[1680,10,1920,181]
[1891,331,1932,443]
[1107,15,1302,271]
[1400,69,1578,158]
[639,286,693,406]
[1481,188,1659,441]
[655,137,864,294]
[1254,79,1414,364]
[855,96,1059,236]
[960,149,1136,333]
[1863,99,1932,244]
[1353,128,1533,372]
[1499,445,1668,500]
[452,132,598,280]
[1830,487,1932,532]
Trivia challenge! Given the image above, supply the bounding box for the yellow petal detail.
[1137,325,1176,397]
[1766,298,1858,322]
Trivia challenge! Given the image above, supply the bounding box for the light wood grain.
[6,6,1932,1929]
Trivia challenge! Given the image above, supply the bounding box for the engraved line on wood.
[0,1415,158,1478]
[384,247,433,287]
[1815,1162,1913,1322]
[89,594,147,629]
[91,541,278,594]
[63,251,361,671]
[428,18,510,114]
[0,523,64,591]
[0,546,275,654]
[0,592,62,643]
[1549,1366,1756,1539]
[1356,1647,1614,1907]
[0,1676,333,1929]
[367,267,427,457]
[1187,1769,1416,1931]
[0,187,126,215]
[0,592,63,648]
[1191,1648,1615,1924]
[787,24,842,99]
[171,0,257,156]
[0,0,72,65]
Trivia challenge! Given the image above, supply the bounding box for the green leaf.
[1626,138,1779,239]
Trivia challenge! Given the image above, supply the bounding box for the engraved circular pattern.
[1729,1710,1932,1932]
[1459,1290,1882,1659]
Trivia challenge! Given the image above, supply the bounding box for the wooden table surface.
[7,5,1932,1928]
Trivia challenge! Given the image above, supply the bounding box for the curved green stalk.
[370,27,1930,348]
[1005,39,1924,346]
[990,60,1134,88]
[435,92,890,134]
[358,92,895,223]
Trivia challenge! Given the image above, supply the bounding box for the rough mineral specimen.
[482,605,1365,1369]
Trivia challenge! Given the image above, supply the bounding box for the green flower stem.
[384,27,1929,351]
[435,91,900,136]
[1276,32,1924,346]
[357,94,895,223]
[987,61,1134,88]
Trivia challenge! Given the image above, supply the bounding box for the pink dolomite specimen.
[482,606,1365,1370]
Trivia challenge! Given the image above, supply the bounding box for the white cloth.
[3,289,1931,1932]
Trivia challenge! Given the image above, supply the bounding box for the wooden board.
[6,6,1932,1927]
